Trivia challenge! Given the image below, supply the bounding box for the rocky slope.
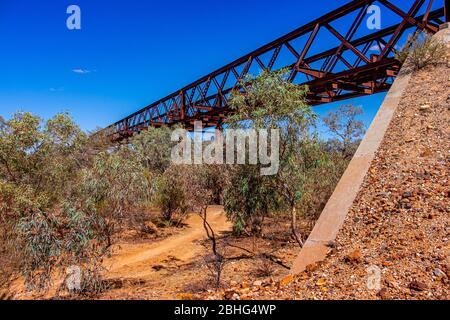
[203,53,450,300]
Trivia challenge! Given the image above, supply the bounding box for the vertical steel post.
[179,90,185,121]
[445,0,449,22]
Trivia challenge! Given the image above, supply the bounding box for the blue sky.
[0,0,438,135]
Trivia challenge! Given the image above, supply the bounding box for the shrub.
[225,68,316,243]
[254,255,276,278]
[396,31,447,70]
[153,166,188,222]
[0,112,88,205]
[323,104,365,159]
[16,204,111,291]
[0,112,136,293]
[0,112,97,290]
[76,149,150,245]
[131,126,174,174]
[203,253,227,289]
[223,164,279,236]
[79,150,149,217]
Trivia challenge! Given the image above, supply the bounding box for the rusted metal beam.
[446,0,450,21]
[104,0,446,141]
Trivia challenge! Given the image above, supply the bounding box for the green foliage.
[153,166,188,222]
[227,68,315,130]
[323,104,365,158]
[223,69,359,244]
[79,150,149,219]
[183,164,225,209]
[224,68,317,237]
[396,31,447,70]
[17,211,63,289]
[0,112,88,208]
[0,112,196,291]
[224,165,279,236]
[131,126,174,174]
[17,204,111,291]
[294,143,348,220]
[0,112,115,292]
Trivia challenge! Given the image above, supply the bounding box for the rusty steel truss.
[106,0,448,141]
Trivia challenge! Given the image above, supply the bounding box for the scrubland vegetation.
[396,31,447,71]
[0,69,365,296]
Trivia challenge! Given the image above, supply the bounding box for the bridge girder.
[105,0,447,141]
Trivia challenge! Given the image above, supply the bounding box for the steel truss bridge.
[106,0,448,141]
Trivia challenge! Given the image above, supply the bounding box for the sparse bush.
[203,252,227,288]
[295,149,348,220]
[254,255,276,278]
[396,31,447,70]
[153,166,188,222]
[131,126,174,174]
[16,202,112,291]
[225,68,317,244]
[323,104,365,159]
[181,164,224,255]
[0,112,123,293]
[79,150,149,218]
[223,164,279,236]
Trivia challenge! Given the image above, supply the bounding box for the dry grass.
[396,32,447,70]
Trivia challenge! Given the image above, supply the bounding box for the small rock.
[240,288,250,294]
[306,263,318,272]
[224,290,235,300]
[402,191,413,198]
[419,104,431,111]
[377,288,389,300]
[409,280,428,292]
[377,192,389,198]
[280,275,294,287]
[382,261,393,267]
[240,282,249,289]
[433,268,446,278]
[345,249,363,264]
[326,241,336,248]
[143,221,159,234]
[316,278,327,286]
[152,264,165,271]
[176,293,194,300]
[253,280,263,287]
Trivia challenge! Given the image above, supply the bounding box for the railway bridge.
[105,0,448,141]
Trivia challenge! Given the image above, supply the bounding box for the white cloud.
[50,87,64,92]
[370,43,385,52]
[72,68,91,74]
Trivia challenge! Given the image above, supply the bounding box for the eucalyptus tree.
[224,68,319,244]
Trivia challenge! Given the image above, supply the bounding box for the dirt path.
[7,206,231,300]
[104,206,232,281]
